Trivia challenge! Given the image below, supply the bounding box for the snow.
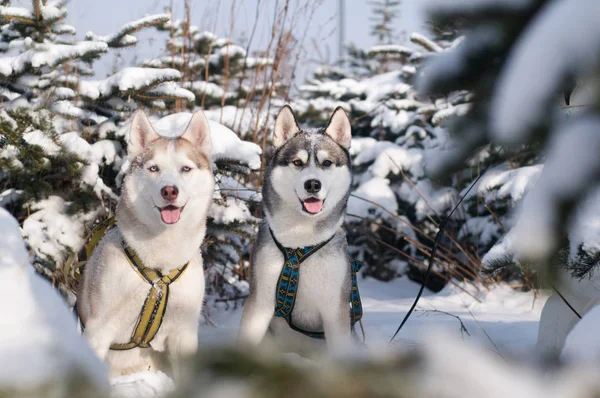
[183,81,224,99]
[209,196,257,225]
[369,145,424,179]
[0,208,108,394]
[150,112,262,170]
[53,23,76,35]
[53,86,75,99]
[410,32,442,52]
[512,116,600,261]
[52,100,88,118]
[59,132,117,199]
[22,129,60,155]
[473,164,543,205]
[431,103,471,126]
[347,177,398,219]
[21,196,98,265]
[200,277,547,355]
[85,14,170,48]
[7,41,108,76]
[490,0,600,144]
[218,44,246,59]
[110,371,174,398]
[368,44,413,56]
[93,67,181,97]
[144,81,195,102]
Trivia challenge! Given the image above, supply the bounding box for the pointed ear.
[325,107,352,149]
[273,105,300,148]
[181,110,212,155]
[128,110,161,157]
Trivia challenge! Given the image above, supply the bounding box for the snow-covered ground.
[201,277,547,355]
[108,277,547,396]
[109,277,548,396]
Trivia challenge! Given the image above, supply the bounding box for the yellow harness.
[111,244,189,350]
[78,217,189,351]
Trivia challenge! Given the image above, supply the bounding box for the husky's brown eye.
[322,160,333,167]
[181,166,192,173]
[148,165,159,172]
[292,159,303,167]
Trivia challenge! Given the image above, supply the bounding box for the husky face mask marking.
[125,110,213,227]
[267,106,352,218]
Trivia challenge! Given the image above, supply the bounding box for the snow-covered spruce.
[292,31,493,289]
[421,0,600,280]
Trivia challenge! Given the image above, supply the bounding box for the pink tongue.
[303,200,323,214]
[160,207,182,224]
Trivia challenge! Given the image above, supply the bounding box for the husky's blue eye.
[322,160,333,167]
[148,165,159,172]
[292,159,303,167]
[181,166,192,173]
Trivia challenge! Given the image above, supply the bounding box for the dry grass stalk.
[200,2,221,109]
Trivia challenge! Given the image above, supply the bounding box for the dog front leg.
[238,294,274,345]
[83,300,132,361]
[321,301,353,355]
[536,291,594,357]
[85,316,122,361]
[167,327,198,382]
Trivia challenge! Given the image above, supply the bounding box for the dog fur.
[77,110,214,377]
[239,105,355,355]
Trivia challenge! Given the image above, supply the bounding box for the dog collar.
[269,228,363,339]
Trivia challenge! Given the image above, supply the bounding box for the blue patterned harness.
[269,229,363,339]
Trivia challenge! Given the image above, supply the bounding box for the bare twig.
[417,309,471,339]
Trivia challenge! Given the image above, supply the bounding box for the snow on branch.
[85,14,170,48]
[0,40,108,77]
[431,103,471,126]
[368,44,414,57]
[513,115,600,262]
[51,23,76,35]
[134,82,195,102]
[92,67,181,98]
[410,33,443,53]
[0,3,66,25]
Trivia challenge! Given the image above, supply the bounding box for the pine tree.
[0,1,195,298]
[368,0,401,45]
[418,0,600,282]
[294,32,487,291]
[143,17,275,134]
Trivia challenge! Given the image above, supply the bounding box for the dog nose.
[304,179,321,194]
[161,185,179,201]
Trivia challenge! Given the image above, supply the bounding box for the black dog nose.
[161,185,179,201]
[304,179,321,194]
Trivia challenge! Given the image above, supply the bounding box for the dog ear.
[273,105,300,148]
[128,110,161,157]
[325,107,351,149]
[181,110,212,155]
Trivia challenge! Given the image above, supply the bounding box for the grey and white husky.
[77,110,214,377]
[239,105,355,354]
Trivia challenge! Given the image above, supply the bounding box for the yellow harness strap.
[109,244,189,351]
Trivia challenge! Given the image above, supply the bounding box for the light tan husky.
[77,110,214,377]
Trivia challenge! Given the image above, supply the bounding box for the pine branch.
[85,14,170,48]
